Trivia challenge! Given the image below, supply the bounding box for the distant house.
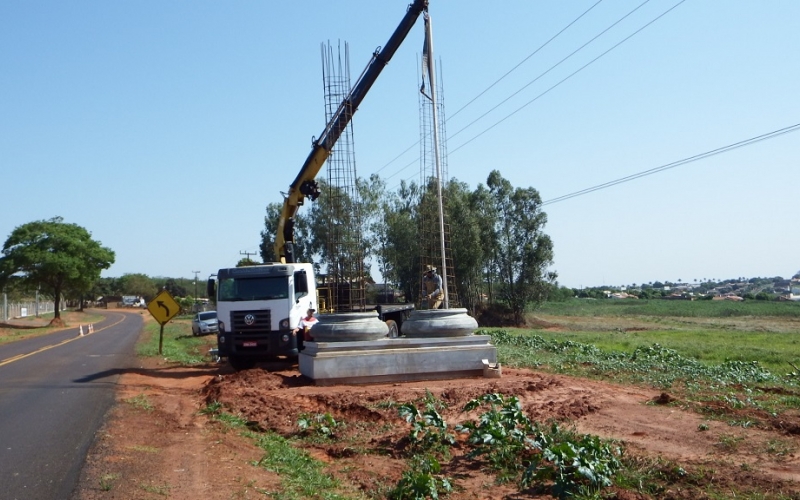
[712,294,744,302]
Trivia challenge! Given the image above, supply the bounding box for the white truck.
[207,263,317,370]
[209,0,427,370]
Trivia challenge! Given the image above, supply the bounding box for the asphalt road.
[0,311,142,500]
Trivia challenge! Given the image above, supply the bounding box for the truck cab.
[209,263,317,370]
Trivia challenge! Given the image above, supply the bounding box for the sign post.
[146,290,181,355]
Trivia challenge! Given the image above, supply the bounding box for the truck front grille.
[231,310,271,334]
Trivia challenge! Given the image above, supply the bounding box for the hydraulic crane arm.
[275,0,428,263]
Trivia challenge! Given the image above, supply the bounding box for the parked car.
[191,311,219,336]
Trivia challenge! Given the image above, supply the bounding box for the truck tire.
[228,356,256,371]
[385,319,399,338]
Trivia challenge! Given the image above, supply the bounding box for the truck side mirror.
[206,279,216,299]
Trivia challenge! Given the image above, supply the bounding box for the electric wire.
[447,0,606,121]
[541,122,800,206]
[388,0,686,189]
[373,0,606,176]
[447,0,686,156]
[447,0,654,143]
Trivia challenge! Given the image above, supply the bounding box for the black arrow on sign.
[157,300,170,317]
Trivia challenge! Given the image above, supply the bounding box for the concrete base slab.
[299,335,498,385]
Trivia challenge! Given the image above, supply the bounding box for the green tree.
[358,174,389,281]
[444,179,486,310]
[307,178,370,282]
[92,276,122,298]
[161,277,188,298]
[379,180,422,301]
[117,273,157,300]
[466,183,499,306]
[260,202,313,264]
[486,171,556,324]
[0,217,114,322]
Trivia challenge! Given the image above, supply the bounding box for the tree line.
[0,217,203,321]
[1,170,561,326]
[260,170,558,325]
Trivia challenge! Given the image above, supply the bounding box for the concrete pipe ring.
[311,311,390,342]
[401,308,479,338]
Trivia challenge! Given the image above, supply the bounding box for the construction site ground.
[72,343,800,498]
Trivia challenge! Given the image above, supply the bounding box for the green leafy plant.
[389,455,453,500]
[398,401,455,455]
[455,393,537,482]
[454,393,622,497]
[523,427,623,499]
[297,412,340,439]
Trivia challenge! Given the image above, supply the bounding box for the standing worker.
[422,265,443,309]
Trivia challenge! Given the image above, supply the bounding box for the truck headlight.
[280,318,289,329]
[218,321,226,332]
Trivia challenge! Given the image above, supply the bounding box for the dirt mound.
[75,359,800,499]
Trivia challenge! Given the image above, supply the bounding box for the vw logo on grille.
[244,314,256,326]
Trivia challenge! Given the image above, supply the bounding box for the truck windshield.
[218,276,289,302]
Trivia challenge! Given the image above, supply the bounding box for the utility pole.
[240,250,257,261]
[192,270,200,301]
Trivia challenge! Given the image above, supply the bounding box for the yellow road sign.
[147,290,180,325]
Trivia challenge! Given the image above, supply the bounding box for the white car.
[191,311,219,336]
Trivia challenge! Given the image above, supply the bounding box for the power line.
[386,0,687,191]
[448,0,687,156]
[449,0,607,122]
[541,122,800,206]
[373,0,607,176]
[447,0,655,144]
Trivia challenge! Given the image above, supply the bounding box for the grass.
[507,327,800,376]
[0,309,105,345]
[200,402,365,500]
[128,444,160,453]
[124,394,154,412]
[136,319,214,364]
[716,433,746,452]
[537,298,800,318]
[139,481,171,496]
[99,473,119,491]
[147,299,800,499]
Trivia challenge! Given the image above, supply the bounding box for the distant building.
[712,294,744,302]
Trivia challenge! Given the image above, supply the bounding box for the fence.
[1,297,58,322]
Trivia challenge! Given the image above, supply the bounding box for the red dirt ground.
[72,353,800,499]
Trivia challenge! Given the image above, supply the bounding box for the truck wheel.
[385,319,399,338]
[229,356,256,371]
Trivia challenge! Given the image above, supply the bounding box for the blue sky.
[2,0,798,289]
